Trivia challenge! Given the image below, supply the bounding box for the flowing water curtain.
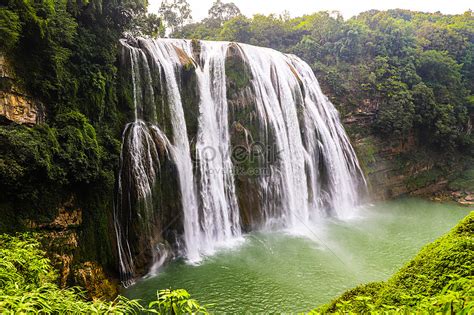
[287,54,367,218]
[115,38,367,283]
[194,42,242,254]
[115,40,175,285]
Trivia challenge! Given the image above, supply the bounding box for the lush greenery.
[0,0,165,270]
[0,233,208,314]
[311,211,474,314]
[174,6,474,153]
[1,0,473,304]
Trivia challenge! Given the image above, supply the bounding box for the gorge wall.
[0,55,44,125]
[0,54,118,300]
[342,107,466,201]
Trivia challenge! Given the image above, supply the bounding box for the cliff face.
[0,54,117,300]
[343,110,460,201]
[25,196,118,300]
[0,55,44,125]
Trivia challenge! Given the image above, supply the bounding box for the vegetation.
[0,233,209,314]
[1,0,473,309]
[159,0,193,34]
[312,211,474,314]
[174,6,474,154]
[449,166,474,191]
[0,0,163,269]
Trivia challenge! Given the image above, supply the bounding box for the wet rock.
[348,127,455,200]
[26,199,82,230]
[73,261,118,301]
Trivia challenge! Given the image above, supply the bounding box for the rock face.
[73,261,118,301]
[0,54,44,125]
[24,195,117,300]
[344,112,456,201]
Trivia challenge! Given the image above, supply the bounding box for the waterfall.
[194,42,242,255]
[115,38,366,284]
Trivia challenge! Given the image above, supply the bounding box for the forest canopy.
[172,5,474,152]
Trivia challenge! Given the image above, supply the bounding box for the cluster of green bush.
[311,211,474,314]
[176,9,474,153]
[0,233,209,314]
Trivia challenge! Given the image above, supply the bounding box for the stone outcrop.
[24,196,82,288]
[0,54,44,125]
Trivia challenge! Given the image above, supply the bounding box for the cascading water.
[194,42,242,255]
[115,38,366,284]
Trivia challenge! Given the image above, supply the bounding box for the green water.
[124,198,472,313]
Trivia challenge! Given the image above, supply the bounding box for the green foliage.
[159,0,192,34]
[225,50,251,91]
[312,276,473,314]
[374,79,415,137]
[54,111,101,184]
[406,168,444,190]
[315,211,474,314]
[0,233,142,313]
[177,8,474,153]
[0,111,102,212]
[353,136,378,176]
[0,234,208,314]
[0,124,64,216]
[207,0,240,26]
[128,13,165,38]
[148,289,210,314]
[0,8,21,52]
[218,15,252,43]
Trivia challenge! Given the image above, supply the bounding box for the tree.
[416,50,464,105]
[374,80,415,137]
[159,0,192,34]
[208,0,241,26]
[128,13,165,38]
[219,15,252,43]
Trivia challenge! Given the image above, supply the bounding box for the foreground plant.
[148,289,209,314]
[0,233,207,314]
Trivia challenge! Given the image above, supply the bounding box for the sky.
[148,0,472,21]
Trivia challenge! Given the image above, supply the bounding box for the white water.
[115,38,366,284]
[194,42,242,257]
